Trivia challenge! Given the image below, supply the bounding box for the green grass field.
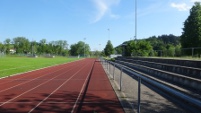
[0,56,80,78]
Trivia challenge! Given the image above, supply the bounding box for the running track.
[0,58,124,113]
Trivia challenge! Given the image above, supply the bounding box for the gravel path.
[102,62,186,113]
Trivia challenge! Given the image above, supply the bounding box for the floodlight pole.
[108,28,110,40]
[99,44,101,52]
[32,39,34,56]
[135,0,140,113]
[135,0,137,42]
[84,38,86,57]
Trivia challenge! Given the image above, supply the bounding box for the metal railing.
[101,59,201,113]
[102,59,141,113]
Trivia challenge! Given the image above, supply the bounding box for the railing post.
[137,77,141,113]
[109,61,110,74]
[119,67,123,91]
[113,64,115,80]
[107,61,109,71]
[105,60,107,68]
[192,48,194,58]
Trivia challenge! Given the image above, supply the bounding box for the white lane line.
[0,67,74,107]
[28,62,89,113]
[0,66,30,72]
[0,63,76,93]
[71,61,94,113]
[0,102,33,104]
[0,58,81,81]
[0,101,116,104]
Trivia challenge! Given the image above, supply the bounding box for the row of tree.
[0,37,90,57]
[112,34,181,57]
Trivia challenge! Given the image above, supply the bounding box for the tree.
[158,34,180,45]
[135,40,153,56]
[181,2,201,55]
[70,44,78,56]
[104,40,114,56]
[115,46,122,54]
[69,41,90,56]
[4,38,11,54]
[125,40,137,56]
[0,42,5,52]
[38,39,47,54]
[124,40,152,56]
[77,41,85,55]
[165,44,175,57]
[93,50,101,57]
[13,37,30,54]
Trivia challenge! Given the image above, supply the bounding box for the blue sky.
[0,0,200,51]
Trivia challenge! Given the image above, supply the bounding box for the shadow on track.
[0,90,123,113]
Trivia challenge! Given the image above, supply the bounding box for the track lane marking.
[0,68,74,107]
[0,61,78,84]
[28,61,91,113]
[0,59,84,84]
[0,62,81,93]
[0,66,31,72]
[0,102,116,104]
[71,60,95,113]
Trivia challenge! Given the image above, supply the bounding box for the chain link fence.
[0,52,5,57]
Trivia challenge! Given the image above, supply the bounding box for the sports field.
[0,56,79,78]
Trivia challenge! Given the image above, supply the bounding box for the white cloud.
[91,0,120,23]
[170,2,191,11]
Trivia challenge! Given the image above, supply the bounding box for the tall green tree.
[38,39,47,54]
[104,40,114,56]
[13,37,30,54]
[69,41,90,56]
[135,40,153,56]
[125,40,152,56]
[181,2,201,53]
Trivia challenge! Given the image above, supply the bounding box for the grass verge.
[0,56,80,78]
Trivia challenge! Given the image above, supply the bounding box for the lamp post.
[84,38,86,57]
[17,42,19,54]
[99,44,101,52]
[135,0,140,112]
[108,28,110,40]
[135,0,137,42]
[32,40,34,56]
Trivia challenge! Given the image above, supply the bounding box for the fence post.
[119,67,123,91]
[109,61,110,73]
[105,60,107,68]
[192,48,194,58]
[113,64,115,80]
[137,77,141,113]
[107,61,109,71]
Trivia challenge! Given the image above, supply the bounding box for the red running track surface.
[0,58,124,113]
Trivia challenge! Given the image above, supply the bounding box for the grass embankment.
[0,56,79,78]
